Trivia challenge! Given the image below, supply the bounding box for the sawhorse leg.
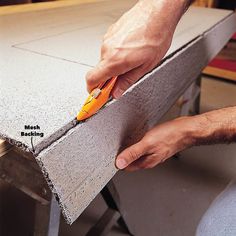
[86,180,134,236]
[0,148,61,236]
[180,75,202,116]
[34,196,61,236]
[0,148,130,236]
[174,75,202,160]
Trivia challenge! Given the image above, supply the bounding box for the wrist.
[181,107,236,147]
[184,112,226,146]
[141,0,188,18]
[176,115,211,147]
[188,114,212,144]
[138,0,187,40]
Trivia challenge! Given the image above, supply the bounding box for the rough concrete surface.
[0,2,234,151]
[1,76,236,236]
[0,0,236,224]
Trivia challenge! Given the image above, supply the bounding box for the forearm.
[115,105,236,171]
[141,0,187,14]
[87,0,193,94]
[189,107,236,145]
[138,0,193,42]
[87,0,195,94]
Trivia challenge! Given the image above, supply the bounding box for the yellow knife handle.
[77,76,118,121]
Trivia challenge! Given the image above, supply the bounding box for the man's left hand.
[116,116,197,171]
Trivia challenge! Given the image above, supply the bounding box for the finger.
[86,60,113,92]
[111,65,145,99]
[116,140,148,170]
[125,154,162,172]
[86,59,135,93]
[125,155,150,171]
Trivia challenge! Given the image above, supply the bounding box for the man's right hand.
[86,0,187,98]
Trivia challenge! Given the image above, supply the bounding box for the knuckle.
[101,43,108,55]
[139,162,154,170]
[103,29,113,41]
[124,53,144,70]
[135,162,146,170]
[108,49,121,62]
[106,61,116,70]
[101,42,114,58]
[127,149,139,162]
[106,59,122,72]
[122,55,132,68]
[107,23,114,32]
[102,39,109,48]
[147,164,156,169]
[86,71,93,82]
[102,40,113,51]
[86,73,96,85]
[144,162,157,169]
[142,137,155,151]
[102,34,108,42]
[138,165,146,170]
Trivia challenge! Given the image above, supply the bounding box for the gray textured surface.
[38,12,236,223]
[0,2,233,152]
[2,76,236,236]
[0,0,236,224]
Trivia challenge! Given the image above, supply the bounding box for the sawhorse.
[178,75,202,116]
[0,144,133,236]
[0,75,202,236]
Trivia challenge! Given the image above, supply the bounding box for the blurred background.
[0,0,54,6]
[0,0,235,9]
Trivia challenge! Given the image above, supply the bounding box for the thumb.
[86,59,131,93]
[116,141,148,169]
[86,60,113,92]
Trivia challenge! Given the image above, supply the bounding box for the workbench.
[0,0,235,234]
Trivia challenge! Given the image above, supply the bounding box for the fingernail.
[113,88,123,99]
[116,159,127,169]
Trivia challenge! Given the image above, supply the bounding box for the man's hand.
[116,107,236,171]
[86,0,187,98]
[116,116,196,171]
